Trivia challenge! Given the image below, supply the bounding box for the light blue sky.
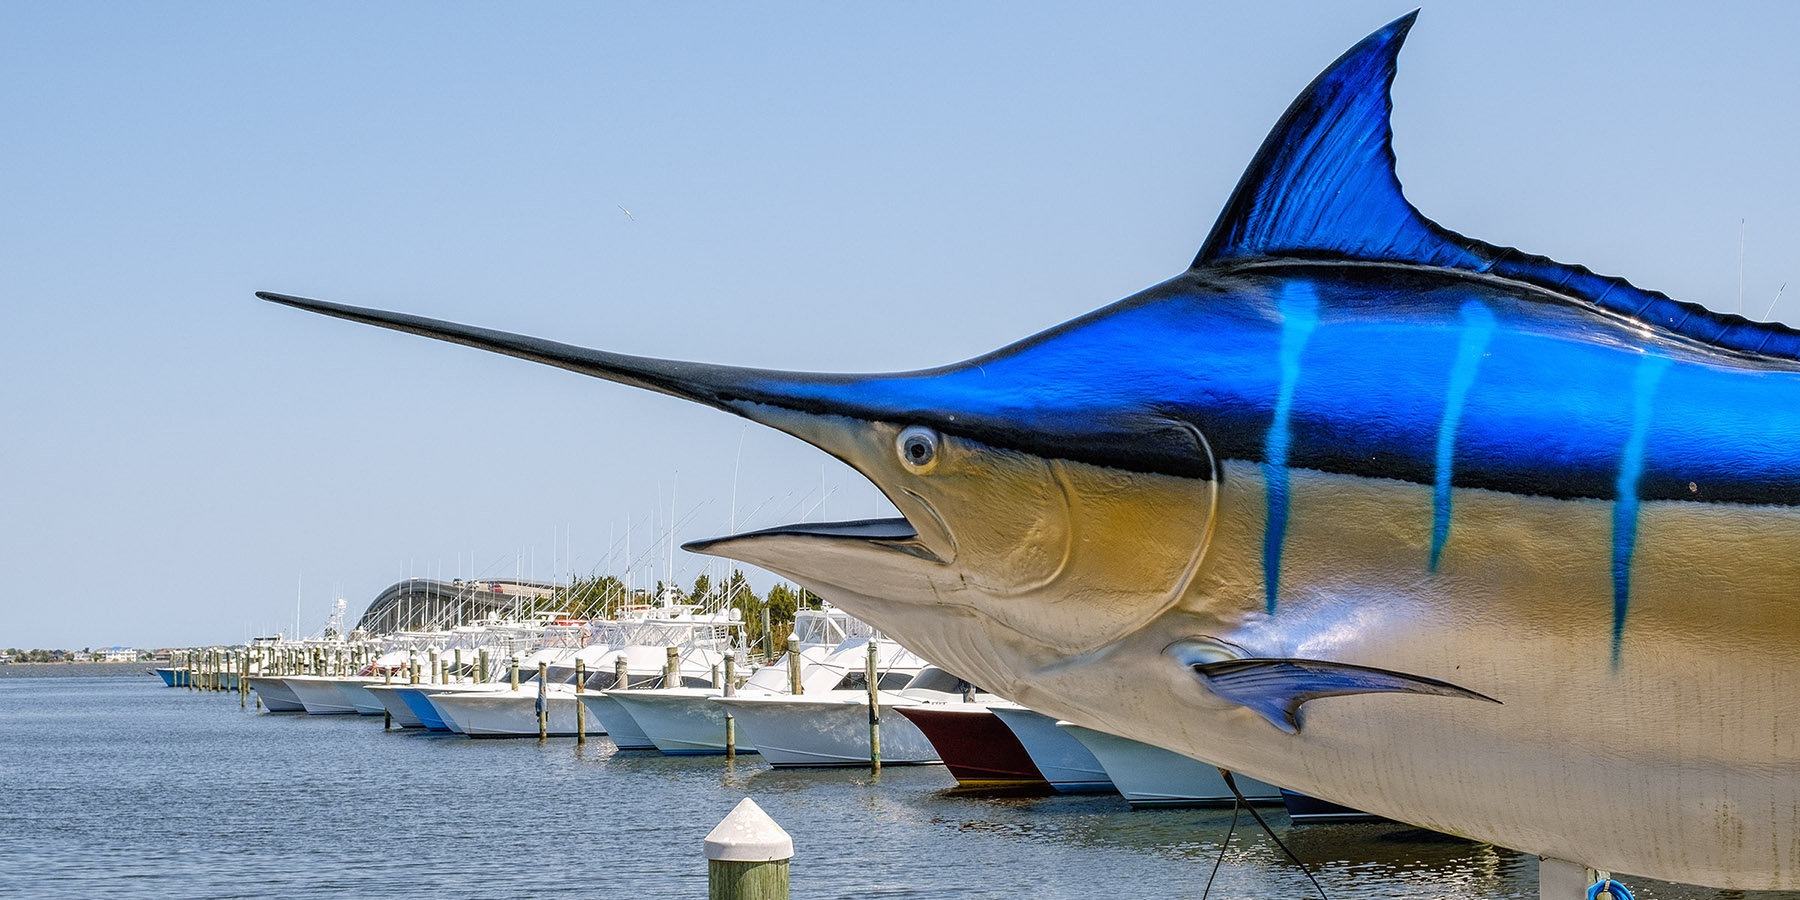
[5,3,1797,648]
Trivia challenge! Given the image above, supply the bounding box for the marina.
[2,670,1780,900]
[12,6,1800,898]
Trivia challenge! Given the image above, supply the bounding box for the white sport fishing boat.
[332,649,434,722]
[566,606,750,748]
[1055,722,1281,807]
[709,652,947,767]
[280,643,454,716]
[605,607,873,755]
[416,626,595,734]
[362,624,556,729]
[437,606,742,739]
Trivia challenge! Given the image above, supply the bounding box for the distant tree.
[764,583,802,646]
[689,573,712,607]
[552,574,629,620]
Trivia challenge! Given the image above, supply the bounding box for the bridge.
[352,578,561,634]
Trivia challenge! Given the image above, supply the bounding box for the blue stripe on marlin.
[1262,283,1321,613]
[1430,302,1496,571]
[1611,353,1673,665]
[260,12,1800,887]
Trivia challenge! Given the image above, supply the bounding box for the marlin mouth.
[682,516,944,564]
[690,518,916,543]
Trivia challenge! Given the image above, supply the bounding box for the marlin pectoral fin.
[1192,658,1498,735]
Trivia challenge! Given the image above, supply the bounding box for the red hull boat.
[895,703,1048,787]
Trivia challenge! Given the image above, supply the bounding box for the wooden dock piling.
[575,659,586,745]
[867,639,881,773]
[537,661,549,741]
[723,655,737,759]
[786,636,802,696]
[761,608,773,663]
[383,653,392,730]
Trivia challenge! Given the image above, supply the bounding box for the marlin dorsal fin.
[1193,11,1467,268]
[1193,12,1800,362]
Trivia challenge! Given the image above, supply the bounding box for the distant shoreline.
[0,662,161,679]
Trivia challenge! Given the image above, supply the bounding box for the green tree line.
[540,570,821,655]
[5,649,77,662]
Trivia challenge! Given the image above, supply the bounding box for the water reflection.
[9,678,1800,900]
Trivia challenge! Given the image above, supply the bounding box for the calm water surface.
[0,675,1783,899]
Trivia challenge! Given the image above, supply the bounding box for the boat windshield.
[902,667,975,694]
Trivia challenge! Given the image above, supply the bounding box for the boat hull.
[989,706,1113,793]
[1057,723,1280,807]
[363,685,424,728]
[1280,789,1388,824]
[282,676,360,715]
[894,704,1045,786]
[245,676,305,712]
[396,685,469,731]
[428,688,585,738]
[713,692,940,767]
[580,693,654,749]
[385,683,506,731]
[607,689,757,755]
[333,678,387,716]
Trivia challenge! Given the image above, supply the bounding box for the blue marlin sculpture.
[263,14,1800,889]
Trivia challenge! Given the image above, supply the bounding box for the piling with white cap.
[704,798,791,900]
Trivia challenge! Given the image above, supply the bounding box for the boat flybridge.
[433,601,746,738]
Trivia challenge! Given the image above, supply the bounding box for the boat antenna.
[1764,282,1787,322]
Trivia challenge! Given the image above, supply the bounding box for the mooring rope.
[1587,878,1635,900]
[1218,769,1329,900]
[1199,789,1242,900]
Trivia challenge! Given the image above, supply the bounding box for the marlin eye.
[897,426,939,471]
